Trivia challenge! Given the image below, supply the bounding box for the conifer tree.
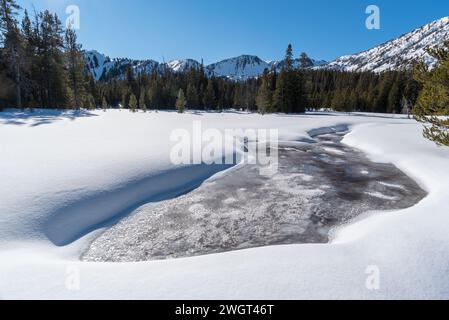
[203,79,216,109]
[413,42,449,146]
[256,70,272,114]
[284,44,294,71]
[65,27,85,109]
[129,93,137,112]
[139,88,146,111]
[0,0,24,108]
[102,96,108,111]
[186,82,199,108]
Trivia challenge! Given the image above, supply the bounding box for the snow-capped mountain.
[84,16,449,80]
[206,55,271,80]
[167,59,202,73]
[206,55,327,80]
[84,51,326,81]
[326,16,449,72]
[275,58,328,70]
[85,50,161,81]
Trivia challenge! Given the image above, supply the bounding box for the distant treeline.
[1,1,420,113]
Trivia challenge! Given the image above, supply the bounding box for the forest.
[0,0,421,115]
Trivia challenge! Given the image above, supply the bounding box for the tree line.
[0,0,90,109]
[0,0,420,116]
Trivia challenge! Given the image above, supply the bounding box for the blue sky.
[17,0,449,64]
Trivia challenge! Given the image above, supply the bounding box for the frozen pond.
[83,132,427,262]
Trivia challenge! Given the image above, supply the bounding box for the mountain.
[84,16,449,80]
[205,55,271,80]
[84,51,326,81]
[85,50,161,81]
[167,59,202,73]
[275,57,328,70]
[206,55,327,80]
[326,16,449,72]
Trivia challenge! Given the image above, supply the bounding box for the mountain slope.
[326,16,449,72]
[206,55,271,80]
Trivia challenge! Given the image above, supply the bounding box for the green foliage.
[256,70,272,114]
[176,88,186,113]
[102,96,108,111]
[0,7,423,120]
[203,79,216,109]
[129,93,137,112]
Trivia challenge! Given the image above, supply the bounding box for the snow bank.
[1,109,448,299]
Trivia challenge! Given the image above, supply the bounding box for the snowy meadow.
[1,109,449,299]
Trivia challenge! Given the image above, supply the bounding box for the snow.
[1,109,449,299]
[326,16,449,72]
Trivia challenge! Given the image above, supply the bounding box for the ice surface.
[83,133,426,262]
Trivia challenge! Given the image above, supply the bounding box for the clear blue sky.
[17,0,449,64]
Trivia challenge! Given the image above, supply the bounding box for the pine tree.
[203,79,216,109]
[284,44,294,71]
[387,82,401,114]
[413,42,449,146]
[0,0,24,108]
[256,70,272,114]
[102,96,108,111]
[129,93,137,112]
[139,88,146,111]
[121,92,128,109]
[65,27,85,109]
[272,72,285,112]
[186,82,198,108]
[176,88,186,113]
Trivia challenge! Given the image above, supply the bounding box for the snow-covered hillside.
[1,109,449,299]
[167,59,202,73]
[206,55,328,80]
[85,16,449,80]
[85,50,160,81]
[206,55,271,80]
[326,16,449,72]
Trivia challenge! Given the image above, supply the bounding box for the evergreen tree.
[203,79,216,109]
[101,96,108,111]
[139,87,146,111]
[256,69,272,114]
[176,88,186,113]
[186,82,199,108]
[272,72,285,112]
[0,0,24,108]
[65,27,85,109]
[284,44,294,71]
[129,93,137,112]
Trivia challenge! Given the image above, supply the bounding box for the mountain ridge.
[85,16,449,81]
